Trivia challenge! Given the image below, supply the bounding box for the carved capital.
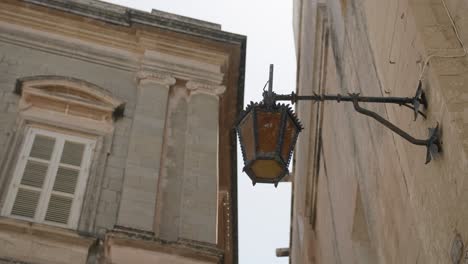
[136,71,176,86]
[186,80,226,96]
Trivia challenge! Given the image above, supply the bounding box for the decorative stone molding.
[15,76,125,134]
[186,80,226,96]
[136,71,176,87]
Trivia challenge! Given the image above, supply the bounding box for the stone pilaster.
[117,71,175,231]
[179,82,220,244]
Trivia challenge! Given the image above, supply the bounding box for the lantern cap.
[237,101,303,130]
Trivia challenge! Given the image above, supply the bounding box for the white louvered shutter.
[3,128,95,229]
[10,134,56,219]
[44,140,85,225]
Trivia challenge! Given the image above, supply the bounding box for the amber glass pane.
[239,111,255,161]
[281,116,298,162]
[251,159,283,180]
[256,111,281,153]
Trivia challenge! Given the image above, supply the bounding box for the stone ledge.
[109,226,224,262]
[0,217,95,247]
[0,257,33,264]
[0,217,95,264]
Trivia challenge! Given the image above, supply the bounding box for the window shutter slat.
[20,160,48,188]
[11,188,41,218]
[60,141,85,166]
[29,135,55,160]
[44,195,73,224]
[53,167,79,194]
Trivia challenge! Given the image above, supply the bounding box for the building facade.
[0,1,245,263]
[292,0,468,263]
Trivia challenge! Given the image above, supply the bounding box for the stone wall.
[292,0,468,263]
[0,40,136,234]
[0,1,245,263]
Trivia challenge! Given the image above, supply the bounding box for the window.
[1,127,95,229]
[0,76,123,232]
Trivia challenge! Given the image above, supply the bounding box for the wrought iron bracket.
[267,89,442,164]
[261,64,442,164]
[349,93,441,164]
[268,81,428,119]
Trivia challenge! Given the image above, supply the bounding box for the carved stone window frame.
[0,76,125,233]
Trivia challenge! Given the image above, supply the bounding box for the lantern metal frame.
[236,101,303,186]
[236,65,442,186]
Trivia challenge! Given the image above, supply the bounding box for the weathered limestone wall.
[292,0,468,263]
[0,0,245,263]
[0,40,136,234]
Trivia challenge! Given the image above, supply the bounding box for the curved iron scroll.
[349,94,441,164]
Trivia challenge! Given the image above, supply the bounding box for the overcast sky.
[103,1,296,263]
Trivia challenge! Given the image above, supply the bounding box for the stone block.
[94,212,115,230]
[104,175,124,192]
[114,117,133,137]
[1,93,18,104]
[105,165,125,179]
[111,137,129,157]
[123,165,157,192]
[117,198,155,231]
[100,189,119,204]
[106,155,127,169]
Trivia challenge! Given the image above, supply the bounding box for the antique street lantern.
[236,65,442,187]
[236,100,303,186]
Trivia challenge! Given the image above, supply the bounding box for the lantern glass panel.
[281,115,297,162]
[239,111,255,161]
[251,159,283,180]
[256,110,281,153]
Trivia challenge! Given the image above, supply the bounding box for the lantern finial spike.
[268,64,273,94]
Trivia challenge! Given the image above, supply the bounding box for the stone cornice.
[0,21,226,84]
[0,2,233,81]
[22,0,245,44]
[136,71,176,86]
[0,21,139,72]
[186,80,226,96]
